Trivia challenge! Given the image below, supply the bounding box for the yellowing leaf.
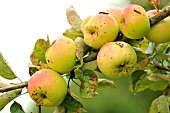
[149,95,169,113]
[66,6,82,32]
[30,36,50,65]
[79,69,98,98]
[98,79,116,89]
[63,28,83,40]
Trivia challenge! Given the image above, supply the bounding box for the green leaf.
[63,89,84,111]
[10,101,25,113]
[131,70,146,93]
[81,60,98,71]
[156,42,170,54]
[30,36,50,65]
[28,66,38,76]
[0,89,21,111]
[98,79,116,89]
[126,38,149,52]
[149,95,169,113]
[63,28,83,40]
[83,50,98,63]
[74,68,83,79]
[134,48,148,68]
[155,53,170,60]
[148,69,170,82]
[79,69,98,98]
[131,68,169,93]
[66,5,82,32]
[0,52,16,80]
[131,72,149,93]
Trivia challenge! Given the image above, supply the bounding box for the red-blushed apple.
[28,69,67,107]
[81,15,92,33]
[104,6,122,27]
[83,12,119,50]
[146,10,170,44]
[97,41,137,78]
[45,36,76,74]
[119,4,150,39]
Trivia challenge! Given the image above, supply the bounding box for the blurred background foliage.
[70,76,162,113]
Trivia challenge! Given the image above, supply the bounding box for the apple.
[81,15,92,33]
[146,9,160,18]
[145,10,170,44]
[119,4,150,39]
[83,12,119,50]
[104,6,122,26]
[97,41,137,78]
[45,36,76,74]
[28,69,67,107]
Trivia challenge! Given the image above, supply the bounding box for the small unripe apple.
[119,4,150,39]
[45,36,76,74]
[84,12,119,50]
[146,10,170,44]
[104,6,122,26]
[28,69,67,107]
[81,15,92,33]
[97,41,137,78]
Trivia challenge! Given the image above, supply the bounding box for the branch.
[150,4,170,25]
[0,81,28,93]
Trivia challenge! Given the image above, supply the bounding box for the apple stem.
[36,104,41,113]
[150,3,170,25]
[0,81,28,93]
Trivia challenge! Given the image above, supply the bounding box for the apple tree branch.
[0,81,28,93]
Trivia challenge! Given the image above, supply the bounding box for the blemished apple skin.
[83,12,119,50]
[45,36,76,74]
[104,6,122,26]
[28,69,67,107]
[97,41,137,78]
[119,4,150,39]
[146,10,170,44]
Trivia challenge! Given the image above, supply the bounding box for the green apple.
[81,15,92,33]
[146,10,170,44]
[97,41,137,78]
[28,69,67,107]
[119,4,150,39]
[104,6,122,27]
[45,36,76,74]
[84,12,119,50]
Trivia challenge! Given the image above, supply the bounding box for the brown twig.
[150,4,170,25]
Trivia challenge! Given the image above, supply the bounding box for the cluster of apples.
[81,4,170,78]
[27,3,170,107]
[81,4,149,78]
[28,37,77,107]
